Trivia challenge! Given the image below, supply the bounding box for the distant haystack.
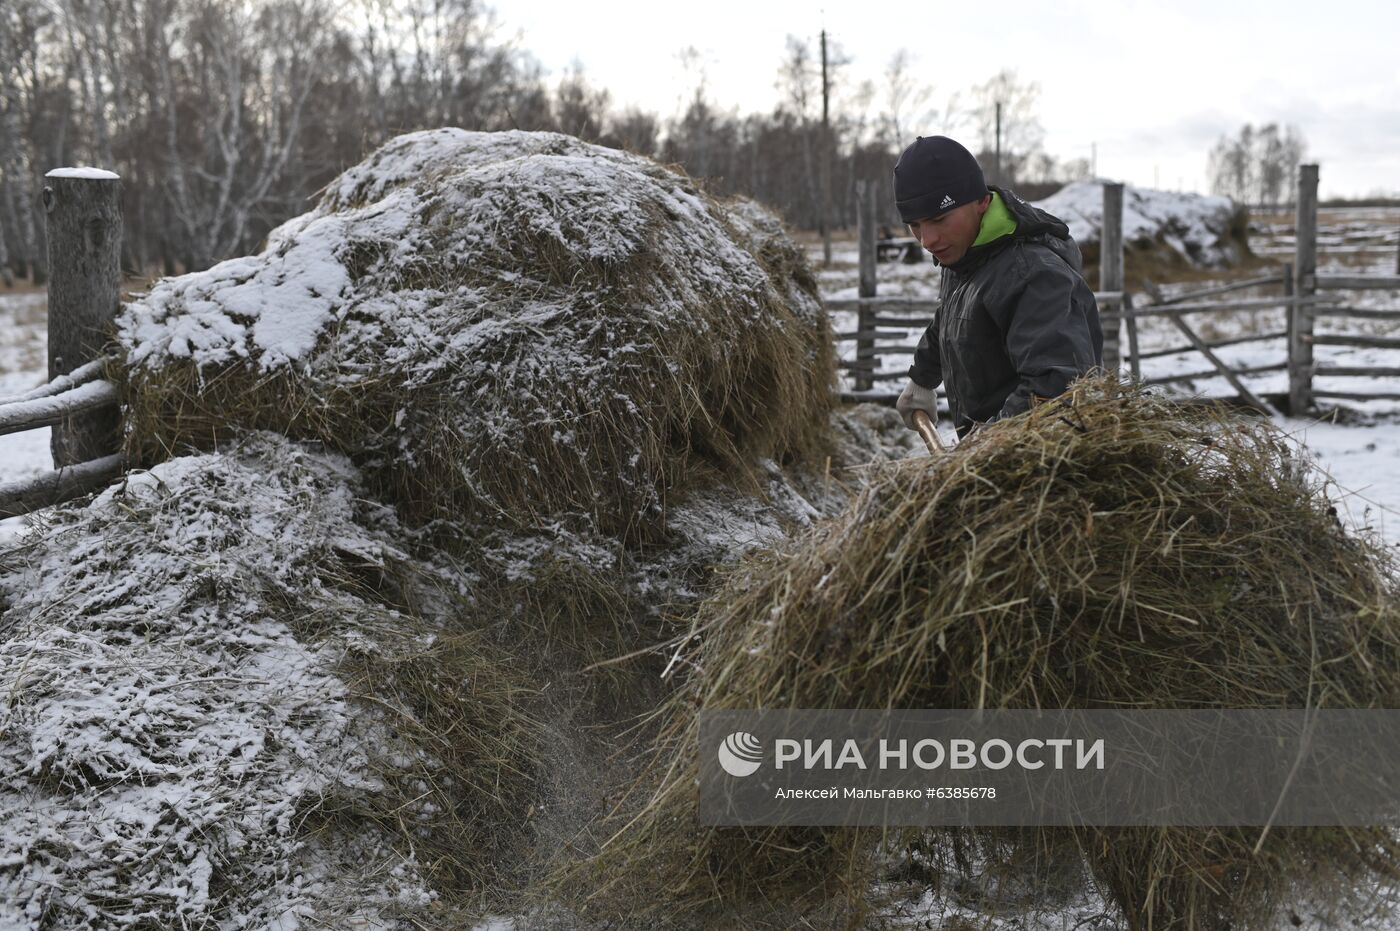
[116,129,835,540]
[1035,179,1251,272]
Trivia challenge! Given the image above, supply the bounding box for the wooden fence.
[0,170,123,520]
[836,166,1400,414]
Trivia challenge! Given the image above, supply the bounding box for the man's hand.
[896,380,938,431]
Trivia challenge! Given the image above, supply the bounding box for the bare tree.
[1208,123,1303,207]
[879,48,933,150]
[0,0,49,282]
[152,0,336,268]
[554,61,609,142]
[1208,127,1251,204]
[1256,123,1288,209]
[605,108,659,157]
[2,0,1114,275]
[775,36,822,228]
[969,69,1044,186]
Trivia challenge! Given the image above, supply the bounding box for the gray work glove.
[895,380,938,431]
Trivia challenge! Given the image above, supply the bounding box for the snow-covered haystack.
[0,433,541,929]
[1034,179,1251,271]
[4,129,930,926]
[565,379,1400,929]
[116,129,835,540]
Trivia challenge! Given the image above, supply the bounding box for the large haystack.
[0,432,540,928]
[1,130,924,928]
[564,379,1400,930]
[116,129,834,541]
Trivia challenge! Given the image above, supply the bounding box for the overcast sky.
[494,0,1399,199]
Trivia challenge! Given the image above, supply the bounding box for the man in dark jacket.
[892,136,1102,439]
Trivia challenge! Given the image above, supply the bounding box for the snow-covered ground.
[0,291,52,546]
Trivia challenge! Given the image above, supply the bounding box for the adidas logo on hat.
[939,194,956,210]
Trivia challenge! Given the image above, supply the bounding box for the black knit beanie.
[893,136,989,223]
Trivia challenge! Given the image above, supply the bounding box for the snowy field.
[808,204,1400,547]
[0,291,53,545]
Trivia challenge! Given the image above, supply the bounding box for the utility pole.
[994,101,1002,186]
[1091,142,1097,178]
[820,29,832,266]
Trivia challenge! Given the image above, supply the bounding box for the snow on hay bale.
[1034,179,1251,271]
[115,129,834,540]
[562,379,1400,929]
[0,433,540,928]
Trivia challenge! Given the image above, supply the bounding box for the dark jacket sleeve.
[907,306,942,389]
[986,260,1101,422]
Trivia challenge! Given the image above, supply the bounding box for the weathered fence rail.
[0,454,124,520]
[1315,275,1400,290]
[0,380,118,437]
[835,163,1400,413]
[0,168,124,521]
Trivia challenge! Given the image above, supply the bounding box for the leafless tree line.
[0,0,1079,283]
[1207,123,1307,210]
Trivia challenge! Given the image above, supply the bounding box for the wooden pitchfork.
[911,409,947,455]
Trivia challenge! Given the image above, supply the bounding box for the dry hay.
[0,432,541,928]
[557,378,1400,930]
[61,130,922,926]
[115,129,835,543]
[0,410,910,928]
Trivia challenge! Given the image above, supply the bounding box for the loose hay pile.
[0,433,539,928]
[565,379,1400,930]
[116,128,834,541]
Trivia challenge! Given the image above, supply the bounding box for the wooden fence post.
[1100,181,1124,373]
[1122,292,1141,381]
[43,167,123,467]
[1289,164,1318,416]
[1281,260,1294,391]
[855,179,877,391]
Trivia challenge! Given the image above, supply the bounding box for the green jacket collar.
[942,191,1019,274]
[972,191,1017,247]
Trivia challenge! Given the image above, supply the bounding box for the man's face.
[907,195,992,265]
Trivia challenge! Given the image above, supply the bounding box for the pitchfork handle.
[912,409,944,454]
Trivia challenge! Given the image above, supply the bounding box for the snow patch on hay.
[0,434,439,929]
[115,129,833,534]
[119,130,798,375]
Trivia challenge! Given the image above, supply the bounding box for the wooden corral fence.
[0,169,124,520]
[838,167,1400,415]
